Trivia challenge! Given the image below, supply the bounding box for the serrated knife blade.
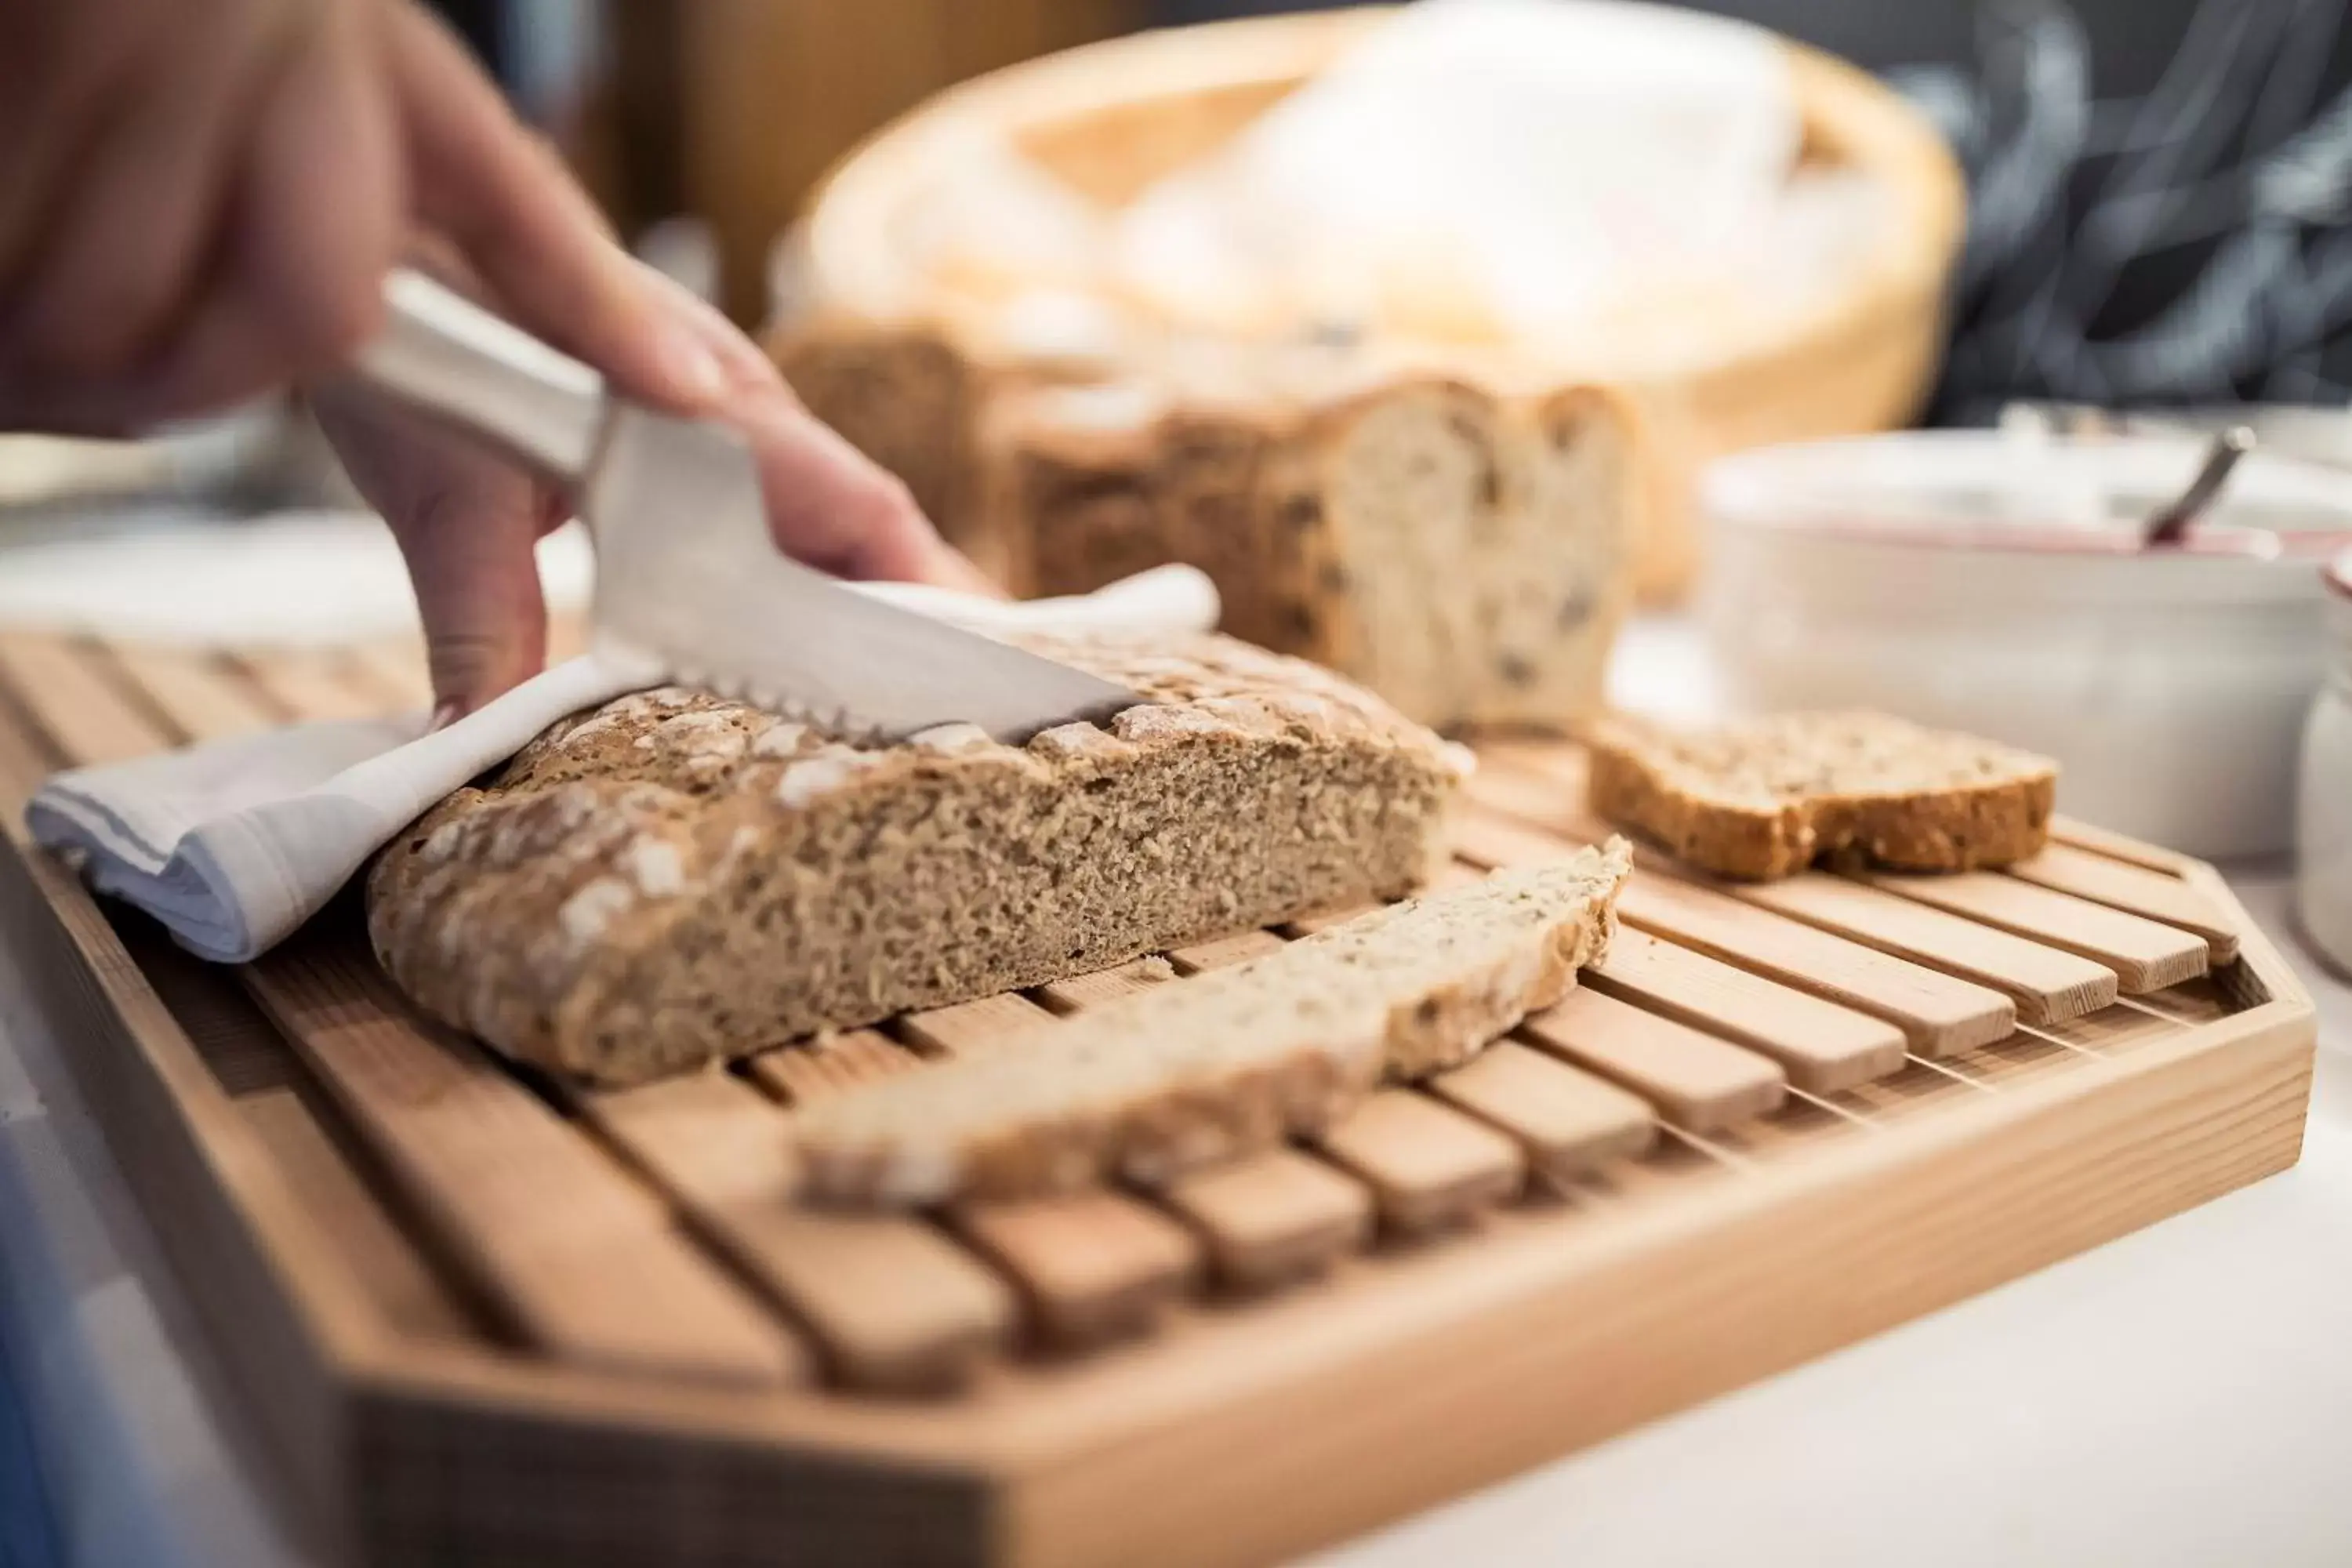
[346,269,1138,742]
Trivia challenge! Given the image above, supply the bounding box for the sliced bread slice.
[1586,711,2056,881]
[789,841,1632,1207]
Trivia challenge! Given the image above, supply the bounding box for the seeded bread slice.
[366,631,1460,1087]
[789,843,1632,1207]
[1586,711,2058,881]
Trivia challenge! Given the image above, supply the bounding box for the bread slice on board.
[1586,711,2056,881]
[366,632,1461,1086]
[789,842,1632,1207]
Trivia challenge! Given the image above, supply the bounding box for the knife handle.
[348,269,608,482]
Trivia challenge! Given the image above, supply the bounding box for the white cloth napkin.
[24,565,1221,965]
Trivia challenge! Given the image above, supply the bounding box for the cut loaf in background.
[1587,710,2058,880]
[367,631,1460,1086]
[792,844,1633,1207]
[976,356,1641,731]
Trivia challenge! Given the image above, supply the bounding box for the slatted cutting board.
[0,629,2315,1568]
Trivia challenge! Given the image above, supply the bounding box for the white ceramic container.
[1697,431,2352,861]
[2297,549,2352,975]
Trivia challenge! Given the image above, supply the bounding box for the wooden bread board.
[0,630,2314,1568]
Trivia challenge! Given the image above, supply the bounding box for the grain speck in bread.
[1587,710,2057,880]
[365,632,1460,1086]
[791,843,1633,1207]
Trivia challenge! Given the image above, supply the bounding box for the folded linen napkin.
[24,565,1221,965]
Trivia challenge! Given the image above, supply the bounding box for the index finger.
[377,0,731,411]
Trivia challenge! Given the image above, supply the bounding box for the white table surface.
[3,602,2350,1568]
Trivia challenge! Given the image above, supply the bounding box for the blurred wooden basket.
[770,7,1965,605]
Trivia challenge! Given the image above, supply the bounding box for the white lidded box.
[1697,431,2352,861]
[2299,549,2352,975]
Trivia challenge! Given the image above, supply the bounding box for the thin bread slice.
[790,842,1632,1207]
[1587,711,2056,881]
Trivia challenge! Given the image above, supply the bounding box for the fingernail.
[427,700,464,734]
[659,324,730,406]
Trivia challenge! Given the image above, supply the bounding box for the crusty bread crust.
[366,632,1460,1086]
[791,843,1633,1207]
[1587,711,2056,881]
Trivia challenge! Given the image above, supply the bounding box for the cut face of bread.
[789,843,1633,1207]
[1308,381,1633,727]
[365,632,1460,1087]
[980,368,1639,732]
[1586,710,2058,880]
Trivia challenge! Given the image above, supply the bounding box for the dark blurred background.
[428,0,2352,419]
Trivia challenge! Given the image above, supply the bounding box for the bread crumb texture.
[1588,710,2056,880]
[792,841,1632,1207]
[366,632,1457,1085]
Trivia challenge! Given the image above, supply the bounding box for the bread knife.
[344,268,1138,743]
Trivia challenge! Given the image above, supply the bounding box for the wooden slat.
[1033,954,1176,1013]
[1458,757,1587,828]
[2049,814,2192,873]
[344,638,435,713]
[1470,742,1589,798]
[1317,1091,1524,1233]
[1170,845,1666,1196]
[1733,876,2118,1025]
[1519,988,1788,1132]
[0,635,168,765]
[1472,748,2215,1000]
[950,1194,1199,1345]
[912,944,1521,1243]
[241,932,808,1385]
[1423,1040,1657,1181]
[1942,1032,2081,1089]
[2127,978,2235,1026]
[1862,870,2208,993]
[1140,906,1536,1235]
[1710,1094,1869,1163]
[896,993,1056,1057]
[2005,844,2241,964]
[1160,913,1529,1256]
[1583,928,1909,1092]
[2031,1002,2191,1055]
[898,992,1203,1341]
[238,1087,478,1341]
[746,1029,925,1104]
[132,931,485,1341]
[1167,928,1288,971]
[232,649,395,724]
[1831,1055,1992,1123]
[1284,904,1375,938]
[1040,943,1378,1294]
[1576,1129,1739,1204]
[583,1071,1015,1393]
[1160,1152,1373,1291]
[99,641,278,744]
[1452,804,2014,1058]
[1283,866,1483,938]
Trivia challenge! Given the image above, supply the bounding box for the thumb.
[309,385,554,718]
[390,482,554,724]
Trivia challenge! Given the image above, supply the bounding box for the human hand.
[0,0,993,714]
